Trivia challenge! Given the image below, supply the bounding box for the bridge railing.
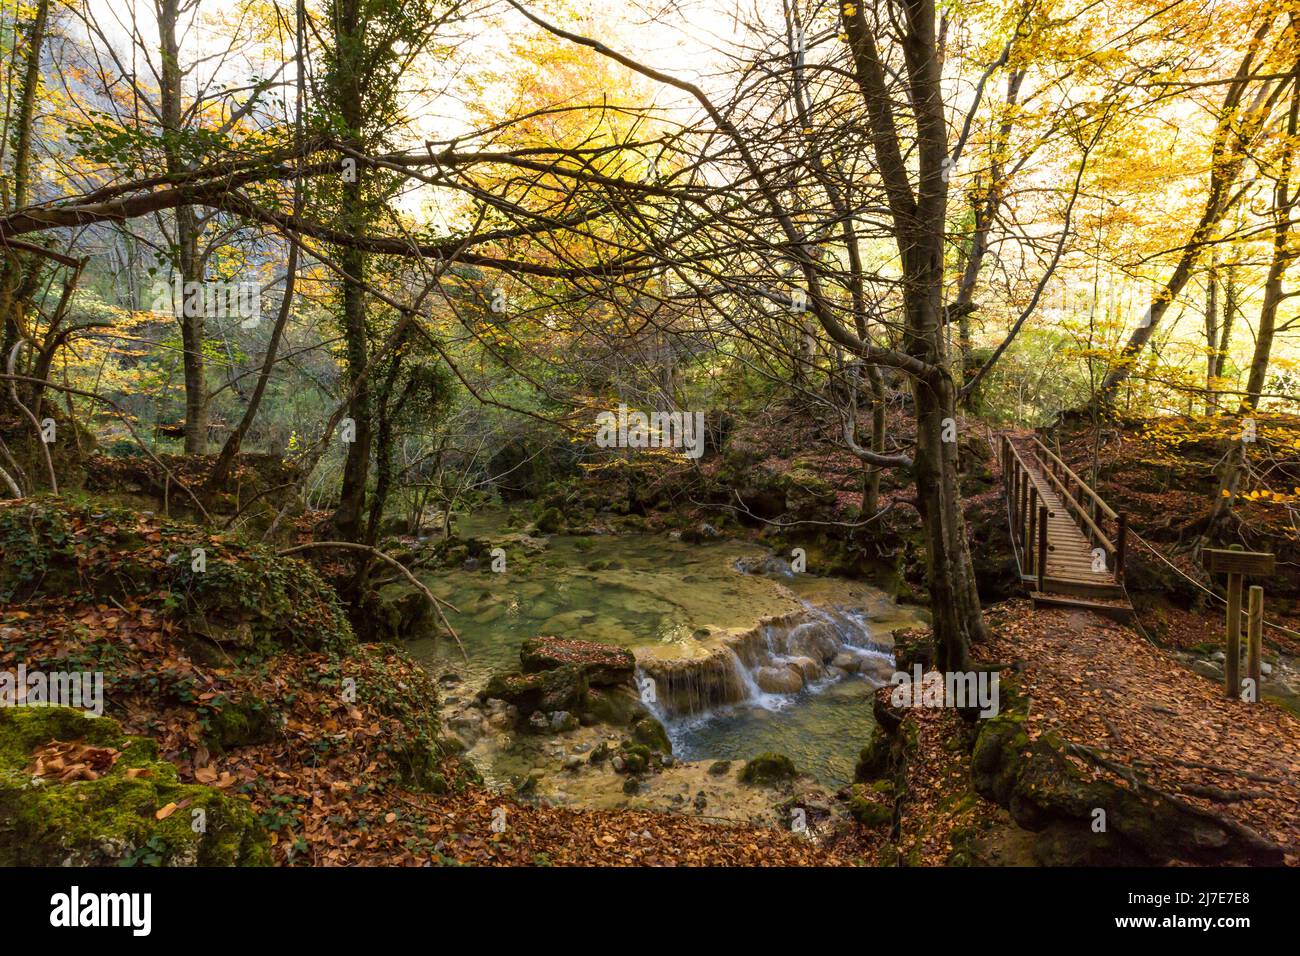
[1028,436,1128,584]
[1001,434,1051,591]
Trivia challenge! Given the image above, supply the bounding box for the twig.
[277,540,467,660]
[0,372,211,522]
[1139,756,1292,786]
[6,341,57,493]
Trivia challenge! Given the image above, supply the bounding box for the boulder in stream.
[520,636,636,687]
[735,554,794,577]
[739,752,799,786]
[630,716,672,755]
[755,664,804,695]
[481,636,650,736]
[480,665,589,719]
[584,685,649,726]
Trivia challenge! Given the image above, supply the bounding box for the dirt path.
[978,601,1300,862]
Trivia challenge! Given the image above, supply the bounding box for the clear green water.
[407,522,922,789]
[668,678,883,788]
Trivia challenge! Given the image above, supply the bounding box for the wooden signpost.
[1203,548,1274,701]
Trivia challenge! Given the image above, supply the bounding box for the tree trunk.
[1204,256,1219,413]
[208,243,298,488]
[329,0,373,543]
[333,204,373,541]
[842,0,988,670]
[1205,67,1299,539]
[209,0,308,491]
[364,352,406,546]
[0,0,50,362]
[1217,263,1238,396]
[950,68,1025,382]
[158,0,207,454]
[1241,70,1299,409]
[861,363,885,515]
[906,269,988,671]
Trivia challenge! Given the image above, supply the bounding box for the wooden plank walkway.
[1000,434,1134,621]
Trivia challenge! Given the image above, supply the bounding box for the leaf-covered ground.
[978,601,1300,863]
[1,499,858,866]
[3,597,862,865]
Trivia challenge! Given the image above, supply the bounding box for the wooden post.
[1225,571,1242,699]
[1247,585,1263,702]
[1015,470,1024,545]
[1037,505,1048,593]
[1005,442,1013,530]
[1114,513,1127,583]
[1204,549,1273,700]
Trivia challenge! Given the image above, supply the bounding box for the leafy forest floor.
[977,602,1299,863]
[2,410,1298,865]
[0,500,851,866]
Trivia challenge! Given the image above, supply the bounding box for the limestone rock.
[520,636,635,687]
[755,664,803,695]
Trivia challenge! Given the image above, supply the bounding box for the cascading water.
[636,601,895,723]
[412,524,926,790]
[636,602,904,787]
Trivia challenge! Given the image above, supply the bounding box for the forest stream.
[404,514,927,820]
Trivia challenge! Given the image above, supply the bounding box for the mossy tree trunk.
[158,0,208,455]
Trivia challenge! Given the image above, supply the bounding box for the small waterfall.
[635,604,894,720]
[637,647,751,718]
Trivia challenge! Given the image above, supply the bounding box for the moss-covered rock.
[0,707,269,866]
[387,733,451,793]
[968,709,1032,809]
[366,586,437,643]
[582,686,647,726]
[83,452,298,514]
[854,726,892,782]
[970,693,1284,865]
[0,499,354,657]
[739,752,798,785]
[629,716,672,755]
[779,467,836,521]
[203,694,278,752]
[847,782,894,827]
[616,742,653,774]
[534,507,564,535]
[479,664,588,718]
[890,628,934,674]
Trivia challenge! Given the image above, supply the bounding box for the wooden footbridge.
[1000,434,1134,621]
